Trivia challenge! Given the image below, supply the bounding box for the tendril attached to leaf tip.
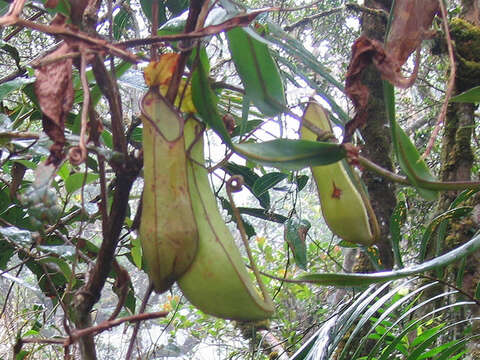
[226,175,244,193]
[68,145,86,165]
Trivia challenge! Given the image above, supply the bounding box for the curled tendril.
[226,175,244,193]
[68,145,87,165]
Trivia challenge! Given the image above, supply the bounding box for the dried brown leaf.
[344,2,439,141]
[35,43,74,165]
[386,0,439,68]
[344,36,386,141]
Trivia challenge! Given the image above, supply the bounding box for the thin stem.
[422,0,456,159]
[125,282,154,360]
[226,176,272,305]
[358,155,409,184]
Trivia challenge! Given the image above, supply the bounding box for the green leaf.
[234,139,346,170]
[38,257,73,284]
[65,173,99,194]
[267,29,349,124]
[42,0,70,17]
[140,0,166,25]
[165,0,188,16]
[252,172,288,198]
[0,40,21,67]
[450,85,480,103]
[57,162,70,181]
[384,81,438,200]
[223,162,270,208]
[191,52,232,145]
[240,95,250,137]
[298,232,480,286]
[227,27,286,116]
[231,119,263,138]
[337,240,361,248]
[419,207,472,261]
[37,245,76,259]
[0,78,35,101]
[131,236,142,269]
[390,201,406,268]
[285,218,311,270]
[0,226,32,245]
[16,350,29,360]
[102,130,113,149]
[0,0,10,16]
[0,239,14,269]
[113,8,132,40]
[73,61,132,134]
[295,175,309,191]
[125,286,136,314]
[237,207,287,223]
[158,13,186,36]
[266,22,344,92]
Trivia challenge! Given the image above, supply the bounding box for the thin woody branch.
[19,311,168,347]
[283,3,388,32]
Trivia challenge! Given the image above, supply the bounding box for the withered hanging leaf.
[34,43,74,165]
[385,0,439,69]
[344,36,384,142]
[344,2,439,141]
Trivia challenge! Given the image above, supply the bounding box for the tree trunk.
[358,0,396,271]
[433,2,479,357]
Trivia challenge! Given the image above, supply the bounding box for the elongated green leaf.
[113,8,131,40]
[252,172,288,198]
[165,0,188,15]
[0,40,21,67]
[37,245,75,259]
[227,27,286,116]
[231,119,263,138]
[275,55,349,124]
[298,232,480,286]
[0,78,35,101]
[435,335,477,360]
[384,81,438,200]
[140,0,166,24]
[237,207,287,223]
[234,139,346,170]
[266,22,344,92]
[39,257,73,283]
[450,189,479,208]
[295,175,308,192]
[191,53,232,145]
[419,206,472,261]
[223,162,270,208]
[291,285,381,359]
[0,226,32,245]
[340,280,419,360]
[131,236,142,269]
[0,0,10,16]
[390,201,406,268]
[350,280,435,360]
[266,22,349,124]
[240,95,250,137]
[450,85,480,103]
[395,122,439,200]
[0,239,14,269]
[65,173,99,194]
